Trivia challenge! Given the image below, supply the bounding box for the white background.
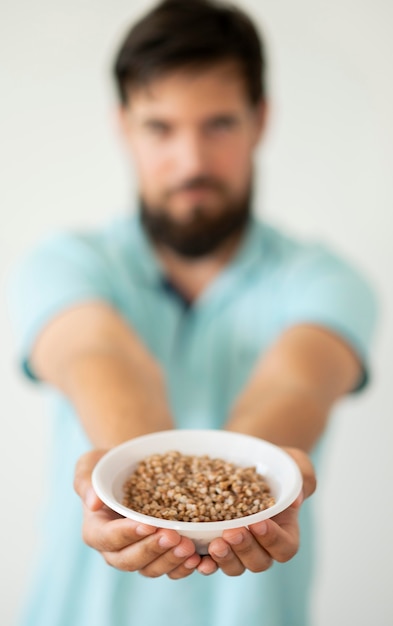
[1,1,392,624]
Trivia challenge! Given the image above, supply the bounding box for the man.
[10,1,377,625]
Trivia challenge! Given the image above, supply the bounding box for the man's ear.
[115,105,132,142]
[252,99,269,146]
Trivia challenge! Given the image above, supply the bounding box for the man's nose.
[174,131,209,177]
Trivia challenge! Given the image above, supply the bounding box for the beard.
[139,176,253,258]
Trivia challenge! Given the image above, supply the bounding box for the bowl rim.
[92,429,303,531]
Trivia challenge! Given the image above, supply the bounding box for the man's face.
[118,62,267,257]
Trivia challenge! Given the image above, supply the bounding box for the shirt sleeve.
[7,231,115,381]
[279,244,379,392]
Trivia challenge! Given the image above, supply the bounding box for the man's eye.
[146,123,171,136]
[209,118,237,132]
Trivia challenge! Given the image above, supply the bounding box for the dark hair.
[113,0,267,106]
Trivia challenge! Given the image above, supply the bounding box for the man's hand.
[74,451,201,579]
[198,447,316,576]
[74,447,315,579]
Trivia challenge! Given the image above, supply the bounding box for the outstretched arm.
[31,301,202,577]
[31,301,174,447]
[226,324,362,450]
[202,323,361,576]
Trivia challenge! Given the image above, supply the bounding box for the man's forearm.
[30,304,175,449]
[61,349,174,448]
[225,325,361,453]
[225,386,330,453]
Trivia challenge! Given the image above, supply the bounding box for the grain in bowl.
[122,450,275,522]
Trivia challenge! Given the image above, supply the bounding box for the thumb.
[73,449,108,511]
[283,447,317,501]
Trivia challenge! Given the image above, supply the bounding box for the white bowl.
[92,429,302,555]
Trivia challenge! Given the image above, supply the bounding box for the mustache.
[166,176,226,196]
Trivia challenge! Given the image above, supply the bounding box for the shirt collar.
[129,211,265,305]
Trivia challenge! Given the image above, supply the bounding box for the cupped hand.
[198,446,316,576]
[74,446,316,579]
[73,450,201,579]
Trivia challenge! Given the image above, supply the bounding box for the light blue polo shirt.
[9,213,377,626]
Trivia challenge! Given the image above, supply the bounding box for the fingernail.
[199,566,214,576]
[173,543,193,558]
[253,521,268,536]
[212,546,229,558]
[136,524,155,537]
[85,488,98,510]
[158,535,178,549]
[184,555,199,569]
[227,532,243,546]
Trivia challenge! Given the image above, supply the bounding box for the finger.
[291,491,304,509]
[196,555,219,576]
[74,449,108,510]
[82,509,157,552]
[249,510,299,563]
[221,528,273,573]
[208,538,245,577]
[139,537,197,578]
[283,447,317,500]
[102,529,181,572]
[167,553,202,580]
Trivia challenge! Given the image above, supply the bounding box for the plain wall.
[1,1,392,624]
